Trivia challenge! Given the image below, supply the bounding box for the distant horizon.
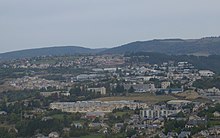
[2,35,220,54]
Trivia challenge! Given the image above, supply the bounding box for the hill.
[0,46,106,60]
[103,37,220,55]
[125,52,220,73]
[1,36,220,60]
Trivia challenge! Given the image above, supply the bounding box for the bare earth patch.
[175,90,200,100]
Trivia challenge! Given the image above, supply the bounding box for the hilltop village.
[0,54,220,138]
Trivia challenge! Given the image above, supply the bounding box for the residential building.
[87,87,106,95]
[199,70,215,77]
[161,81,171,89]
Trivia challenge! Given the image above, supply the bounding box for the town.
[0,53,220,138]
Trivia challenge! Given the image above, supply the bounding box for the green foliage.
[182,103,194,112]
[69,127,89,137]
[0,46,99,60]
[112,84,125,94]
[16,118,64,137]
[126,52,220,73]
[47,67,88,75]
[0,90,39,102]
[170,81,182,88]
[208,120,220,127]
[0,68,26,79]
[149,78,161,88]
[42,75,66,81]
[0,127,16,138]
[164,119,186,134]
[193,77,220,89]
[128,86,135,93]
[185,125,206,135]
[198,103,220,118]
[126,129,137,137]
[176,111,186,118]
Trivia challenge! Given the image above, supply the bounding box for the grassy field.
[115,111,133,117]
[94,93,177,105]
[51,114,65,120]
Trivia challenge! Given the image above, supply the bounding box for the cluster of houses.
[9,76,68,90]
[2,54,220,137]
[4,54,216,98]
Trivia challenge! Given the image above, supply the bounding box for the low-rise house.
[208,126,220,136]
[206,87,220,96]
[162,88,183,94]
[113,123,124,133]
[124,83,156,93]
[158,132,167,138]
[161,81,171,89]
[133,124,147,130]
[89,123,108,128]
[178,131,191,138]
[23,113,36,119]
[152,118,164,128]
[41,116,53,121]
[34,133,47,138]
[76,74,104,81]
[48,132,59,138]
[185,115,206,128]
[63,127,70,133]
[31,108,45,114]
[60,92,70,96]
[73,123,83,128]
[85,112,105,119]
[145,125,159,135]
[199,70,215,77]
[104,68,117,72]
[40,91,70,97]
[193,130,209,138]
[167,132,178,138]
[213,111,220,117]
[0,111,7,115]
[167,100,192,106]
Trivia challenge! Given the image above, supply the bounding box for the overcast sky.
[0,0,220,53]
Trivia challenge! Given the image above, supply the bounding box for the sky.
[0,0,220,53]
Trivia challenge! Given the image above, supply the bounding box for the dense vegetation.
[126,52,220,73]
[193,77,220,89]
[0,46,105,60]
[104,37,220,55]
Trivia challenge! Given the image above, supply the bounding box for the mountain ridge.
[102,36,220,55]
[1,36,220,60]
[0,46,106,60]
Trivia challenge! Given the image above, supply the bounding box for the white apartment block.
[50,101,148,113]
[140,108,180,119]
[87,87,106,95]
[199,70,215,77]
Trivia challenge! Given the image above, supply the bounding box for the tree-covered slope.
[103,37,220,55]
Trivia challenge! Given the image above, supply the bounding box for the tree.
[126,129,137,137]
[115,84,125,93]
[128,86,135,93]
[0,127,16,138]
[93,117,100,123]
